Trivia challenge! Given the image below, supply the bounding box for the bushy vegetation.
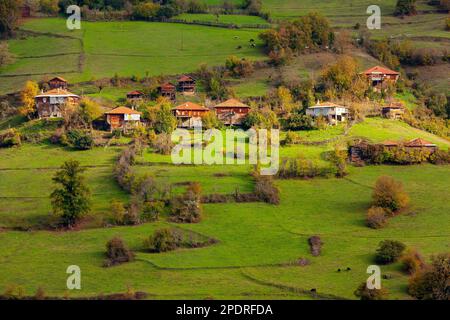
[254,174,280,205]
[401,248,425,275]
[372,176,409,213]
[170,182,202,223]
[366,206,388,229]
[394,0,417,16]
[259,12,334,65]
[354,282,389,300]
[375,240,406,264]
[0,128,21,148]
[104,236,135,267]
[408,253,450,300]
[66,130,94,150]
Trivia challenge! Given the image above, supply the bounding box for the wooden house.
[306,101,349,125]
[382,104,405,120]
[362,66,400,91]
[48,77,68,90]
[177,75,196,95]
[35,88,80,118]
[126,90,145,100]
[214,98,250,126]
[105,106,142,131]
[158,83,176,100]
[172,102,209,128]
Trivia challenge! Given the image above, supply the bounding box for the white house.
[306,101,349,125]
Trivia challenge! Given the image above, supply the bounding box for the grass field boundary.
[240,270,348,300]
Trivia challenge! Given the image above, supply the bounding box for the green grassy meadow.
[0,118,449,299]
[0,18,265,95]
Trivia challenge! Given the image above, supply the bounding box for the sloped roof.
[105,106,142,115]
[363,66,399,76]
[308,101,346,109]
[404,138,436,147]
[178,75,195,82]
[173,102,208,111]
[127,90,144,96]
[160,82,176,89]
[49,76,68,82]
[35,89,79,98]
[215,98,250,108]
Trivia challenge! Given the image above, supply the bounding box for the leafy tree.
[19,80,39,119]
[408,253,449,300]
[372,175,410,213]
[51,160,91,227]
[66,129,94,150]
[154,102,177,134]
[375,240,406,264]
[320,56,359,94]
[0,0,21,38]
[329,145,348,178]
[133,2,160,20]
[104,236,135,267]
[225,55,254,78]
[394,0,417,16]
[78,98,102,128]
[40,0,59,16]
[201,111,222,129]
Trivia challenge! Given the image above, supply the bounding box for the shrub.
[372,176,410,213]
[170,183,202,223]
[104,237,135,267]
[254,175,280,205]
[144,228,180,253]
[153,133,173,155]
[111,200,126,225]
[308,235,323,256]
[394,0,417,16]
[354,282,389,300]
[429,149,450,165]
[408,253,449,300]
[401,248,425,275]
[0,128,21,148]
[66,129,94,150]
[375,240,406,264]
[366,206,388,229]
[141,201,164,222]
[34,287,46,300]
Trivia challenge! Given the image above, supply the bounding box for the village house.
[105,106,142,131]
[35,88,80,118]
[20,5,31,18]
[172,102,209,128]
[306,101,349,125]
[362,66,400,91]
[126,90,145,101]
[48,77,68,90]
[382,104,405,120]
[214,98,250,126]
[158,82,176,100]
[177,75,196,95]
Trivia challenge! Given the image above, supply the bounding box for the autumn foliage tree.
[0,0,21,38]
[372,176,410,213]
[51,160,91,228]
[19,81,39,119]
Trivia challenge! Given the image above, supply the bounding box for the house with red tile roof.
[214,98,250,126]
[105,106,142,131]
[172,102,209,128]
[126,90,145,100]
[362,66,400,90]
